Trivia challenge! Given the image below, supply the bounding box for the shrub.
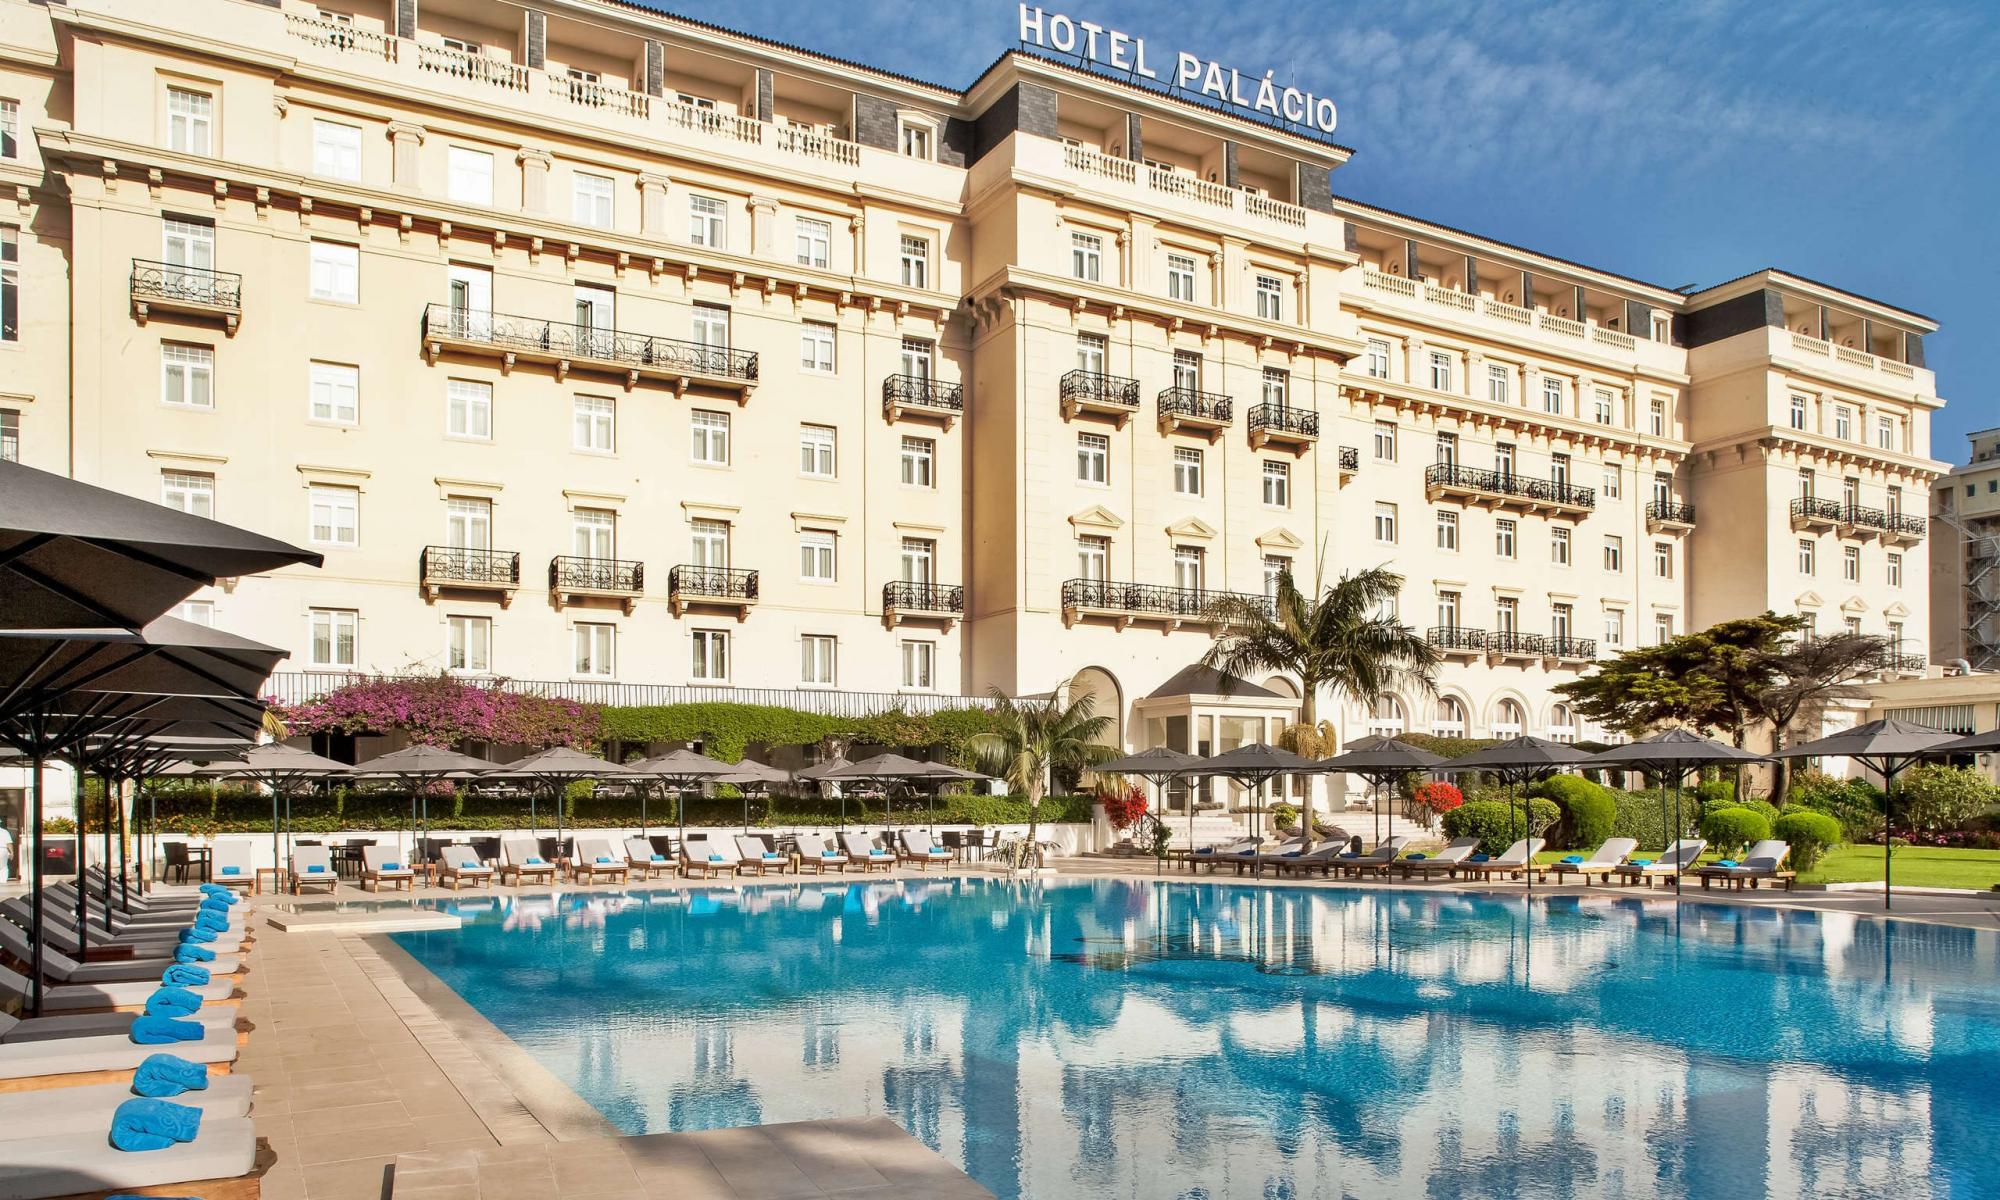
[1699,806,1771,855]
[1441,797,1559,855]
[1772,810,1842,871]
[1405,781,1464,830]
[1787,770,1884,841]
[1893,765,2000,835]
[1096,781,1148,833]
[1530,776,1615,849]
[1693,778,1735,811]
[1269,803,1300,833]
[1730,797,1781,829]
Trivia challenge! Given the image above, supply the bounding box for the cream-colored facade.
[0,0,1951,779]
[1931,427,2000,670]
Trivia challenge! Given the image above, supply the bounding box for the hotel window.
[1071,232,1102,282]
[899,436,935,487]
[1076,333,1107,373]
[1797,468,1815,498]
[572,623,614,678]
[308,241,358,303]
[1552,603,1574,640]
[1173,545,1205,591]
[161,343,214,410]
[688,194,725,247]
[689,519,730,568]
[1844,615,1862,637]
[1374,502,1398,545]
[1649,398,1667,436]
[799,531,836,583]
[690,409,730,465]
[799,321,835,373]
[1842,477,1860,508]
[800,424,836,478]
[1790,394,1809,430]
[1437,590,1461,628]
[1254,274,1283,321]
[569,172,613,228]
[1166,253,1196,302]
[1798,539,1816,575]
[1263,555,1291,598]
[1542,377,1565,416]
[1173,447,1203,496]
[1261,368,1288,407]
[900,640,936,690]
[692,303,729,349]
[1373,420,1397,462]
[1551,526,1571,566]
[1263,460,1290,507]
[1076,535,1109,581]
[1494,443,1517,476]
[1843,545,1860,583]
[160,471,214,518]
[901,538,936,585]
[1348,340,1388,385]
[1,225,15,343]
[1604,609,1625,648]
[901,338,934,380]
[0,409,17,461]
[1435,510,1458,551]
[900,235,930,289]
[1601,463,1621,499]
[1428,350,1453,393]
[447,147,493,205]
[1887,485,1904,517]
[1593,388,1615,425]
[1550,453,1571,489]
[309,608,358,669]
[166,87,212,155]
[572,395,615,453]
[690,629,729,682]
[1877,416,1895,451]
[308,485,358,547]
[1834,405,1853,441]
[309,362,359,425]
[1171,350,1200,392]
[446,379,492,440]
[795,217,831,269]
[1603,536,1623,573]
[1651,472,1673,509]
[442,35,482,56]
[800,635,837,687]
[1495,596,1519,633]
[1888,552,1903,587]
[1653,541,1673,578]
[1076,432,1109,485]
[572,509,614,559]
[1487,364,1509,405]
[1435,432,1458,467]
[1434,696,1467,737]
[1495,518,1517,559]
[311,119,361,181]
[898,120,934,160]
[445,498,490,550]
[0,98,15,159]
[1653,613,1674,645]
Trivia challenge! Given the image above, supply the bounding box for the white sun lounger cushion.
[0,964,233,1013]
[0,1006,237,1044]
[0,1075,252,1139]
[0,1024,239,1081]
[0,1115,257,1199]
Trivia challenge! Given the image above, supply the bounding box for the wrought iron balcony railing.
[1878,651,1926,674]
[421,304,757,382]
[1547,635,1598,660]
[422,545,520,587]
[1339,445,1360,472]
[549,556,643,594]
[1060,579,1271,621]
[130,260,243,310]
[882,374,964,415]
[883,581,964,614]
[668,565,759,600]
[1059,369,1141,410]
[1488,630,1549,657]
[1427,626,1487,652]
[1646,500,1697,526]
[1424,463,1596,510]
[1884,512,1927,540]
[1790,497,1843,523]
[1246,403,1320,438]
[1843,504,1888,532]
[1157,387,1234,425]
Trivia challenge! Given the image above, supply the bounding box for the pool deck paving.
[198,858,2000,1197]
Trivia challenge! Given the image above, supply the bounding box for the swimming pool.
[392,879,2000,1199]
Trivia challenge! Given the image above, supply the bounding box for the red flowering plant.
[273,673,603,750]
[1406,780,1465,831]
[1095,779,1149,834]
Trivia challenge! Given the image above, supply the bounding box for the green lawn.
[1526,845,2000,890]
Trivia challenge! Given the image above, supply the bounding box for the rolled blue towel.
[161,963,211,988]
[1407,853,1428,861]
[193,911,228,934]
[130,1053,209,1098]
[383,861,402,871]
[763,853,782,861]
[144,988,202,1018]
[1337,852,1359,859]
[110,1097,203,1152]
[173,943,215,964]
[522,857,543,866]
[1628,858,1654,868]
[595,856,613,864]
[304,864,327,874]
[128,1015,204,1045]
[217,866,242,876]
[179,925,217,945]
[197,899,230,917]
[1561,855,1585,865]
[197,886,236,904]
[1715,859,1739,869]
[649,855,666,863]
[708,854,726,863]
[458,859,479,869]
[1468,853,1490,863]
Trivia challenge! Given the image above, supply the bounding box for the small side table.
[254,865,284,895]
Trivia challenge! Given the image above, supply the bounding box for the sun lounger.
[1456,838,1546,881]
[0,1114,257,1198]
[206,840,256,893]
[1612,839,1707,888]
[1,900,246,958]
[497,836,559,886]
[619,837,669,880]
[679,835,734,878]
[0,920,240,984]
[436,844,496,890]
[1221,837,1298,874]
[571,839,631,885]
[896,831,954,871]
[1180,839,1259,873]
[734,835,793,876]
[289,845,339,895]
[1341,836,1416,879]
[360,844,416,892]
[1696,840,1794,891]
[0,1005,240,1045]
[1537,838,1640,884]
[840,833,895,874]
[0,1023,241,1091]
[0,963,236,1015]
[0,1074,253,1139]
[1268,842,1350,876]
[1392,838,1483,880]
[795,834,849,875]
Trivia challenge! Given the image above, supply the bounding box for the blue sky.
[655,0,1998,454]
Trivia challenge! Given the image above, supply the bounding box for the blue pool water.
[393,880,2000,1199]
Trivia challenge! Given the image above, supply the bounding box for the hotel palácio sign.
[1016,3,1340,136]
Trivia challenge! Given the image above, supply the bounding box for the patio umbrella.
[493,747,634,865]
[1583,729,1766,894]
[1317,735,1449,847]
[626,748,737,846]
[352,744,491,879]
[823,753,977,838]
[1095,747,1201,873]
[716,759,792,832]
[796,754,856,829]
[222,743,352,891]
[118,736,248,899]
[1771,719,1960,910]
[1937,727,2000,754]
[1181,743,1323,872]
[1437,736,1595,891]
[72,730,247,916]
[0,459,321,632]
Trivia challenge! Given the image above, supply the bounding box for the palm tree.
[970,689,1117,867]
[1200,562,1441,839]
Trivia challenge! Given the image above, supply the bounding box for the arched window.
[1548,703,1576,743]
[1492,698,1525,737]
[1433,696,1466,737]
[1366,695,1406,736]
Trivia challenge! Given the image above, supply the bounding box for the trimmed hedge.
[1772,810,1842,871]
[1787,770,1884,841]
[1441,797,1561,855]
[1698,806,1771,855]
[1530,776,1615,849]
[596,702,1001,766]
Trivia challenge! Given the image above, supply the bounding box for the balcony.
[1790,497,1843,530]
[1338,446,1360,478]
[1246,404,1320,452]
[1424,464,1596,516]
[420,304,758,397]
[1060,370,1142,425]
[1882,512,1927,547]
[882,374,964,429]
[1546,635,1598,662]
[1842,504,1889,540]
[1059,579,1270,632]
[882,581,964,627]
[1157,387,1233,440]
[421,545,521,604]
[668,565,758,618]
[414,42,529,91]
[129,261,242,333]
[1056,143,1310,230]
[1488,631,1548,660]
[1427,626,1487,658]
[1646,501,1697,533]
[549,556,643,613]
[1877,651,1927,677]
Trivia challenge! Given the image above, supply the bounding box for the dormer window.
[898,117,935,161]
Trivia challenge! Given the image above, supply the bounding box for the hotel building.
[1931,427,2000,672]
[0,0,1950,785]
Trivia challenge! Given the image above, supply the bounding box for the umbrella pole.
[117,773,130,910]
[74,767,89,956]
[29,751,47,1016]
[100,769,114,922]
[1673,774,1683,896]
[1882,759,1897,912]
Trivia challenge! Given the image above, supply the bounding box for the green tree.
[1892,764,2000,835]
[1756,631,1893,800]
[1554,613,1808,744]
[969,689,1116,867]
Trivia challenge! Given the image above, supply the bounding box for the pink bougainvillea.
[273,674,602,749]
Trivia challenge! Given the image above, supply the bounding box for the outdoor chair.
[1696,840,1793,890]
[680,835,735,878]
[437,844,495,891]
[1269,842,1349,876]
[624,836,672,879]
[162,842,193,884]
[570,838,631,885]
[206,840,255,894]
[1538,838,1639,884]
[840,833,895,873]
[288,845,338,895]
[896,831,954,871]
[1613,839,1708,888]
[1393,838,1483,880]
[795,834,848,875]
[497,837,557,887]
[360,845,415,892]
[734,835,792,875]
[1343,835,1417,879]
[1457,838,1547,881]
